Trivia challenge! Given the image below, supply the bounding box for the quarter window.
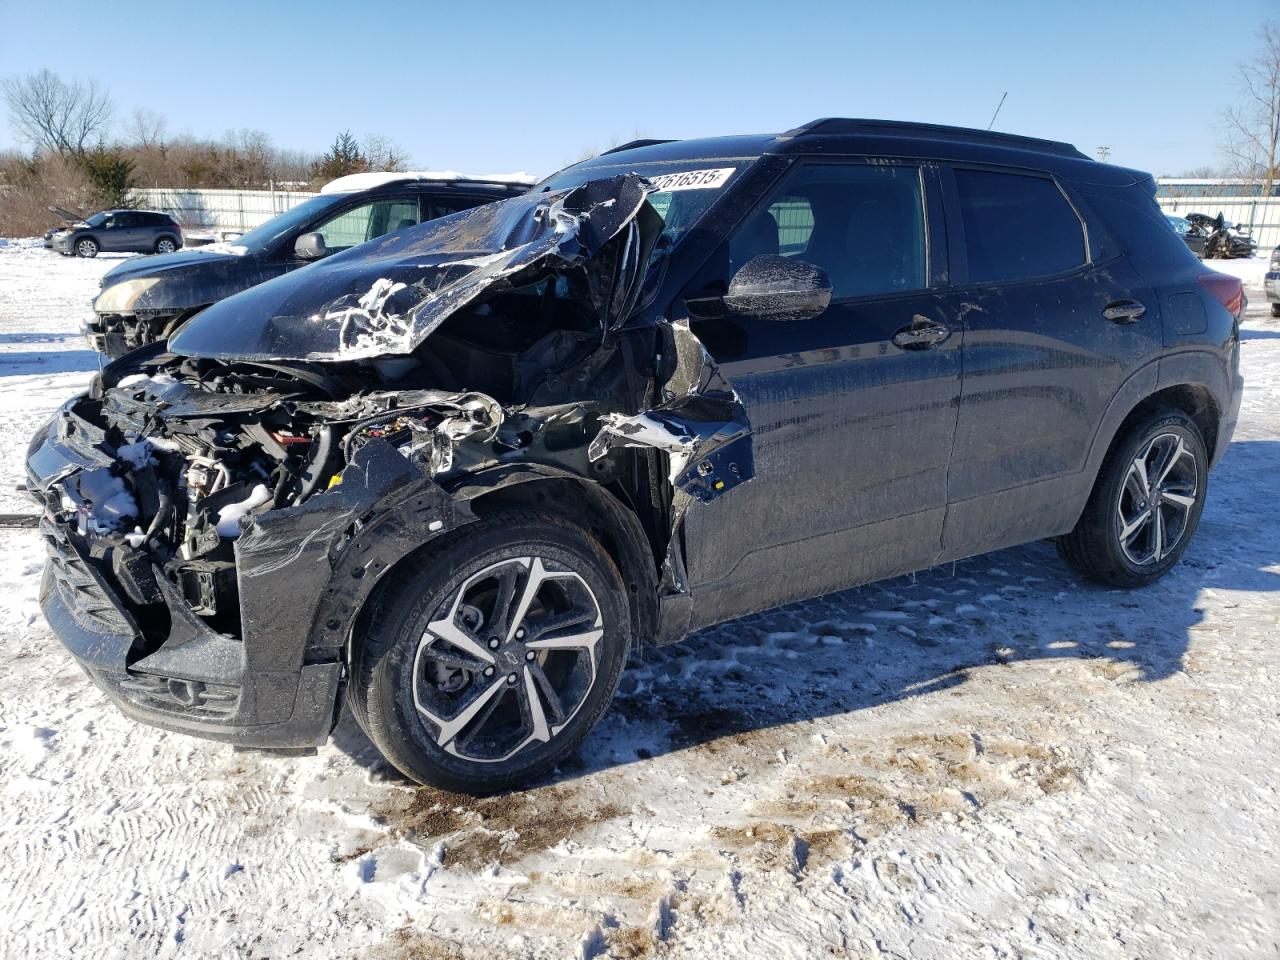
[728,163,927,300]
[953,169,1085,282]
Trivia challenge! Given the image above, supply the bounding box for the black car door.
[677,158,962,631]
[939,165,1165,559]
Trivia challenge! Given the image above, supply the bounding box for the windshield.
[85,212,108,227]
[540,158,750,253]
[229,194,347,253]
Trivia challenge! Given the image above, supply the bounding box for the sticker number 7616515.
[645,167,736,192]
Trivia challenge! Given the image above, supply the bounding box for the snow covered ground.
[0,241,1277,959]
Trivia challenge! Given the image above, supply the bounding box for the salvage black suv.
[86,173,530,357]
[27,119,1244,793]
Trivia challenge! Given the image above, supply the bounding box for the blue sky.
[0,0,1272,176]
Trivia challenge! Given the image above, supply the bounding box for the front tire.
[349,510,631,793]
[1270,303,1280,318]
[1057,410,1208,587]
[75,238,99,258]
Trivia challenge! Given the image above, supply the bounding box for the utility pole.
[1096,145,1111,163]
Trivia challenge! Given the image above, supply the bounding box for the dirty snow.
[0,241,1278,959]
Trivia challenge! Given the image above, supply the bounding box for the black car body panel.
[28,119,1243,749]
[86,178,529,358]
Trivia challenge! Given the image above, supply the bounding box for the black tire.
[1270,303,1280,318]
[155,236,177,254]
[1057,409,1208,587]
[349,509,631,793]
[75,237,99,258]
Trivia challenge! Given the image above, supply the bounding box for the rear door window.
[427,196,493,220]
[952,169,1086,283]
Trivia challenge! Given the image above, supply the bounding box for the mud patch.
[376,782,626,870]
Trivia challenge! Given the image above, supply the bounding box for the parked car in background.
[1186,212,1257,260]
[85,173,533,357]
[1165,213,1207,258]
[47,208,183,259]
[27,119,1243,793]
[1266,244,1280,317]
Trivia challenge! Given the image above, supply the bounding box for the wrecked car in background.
[27,119,1242,793]
[1165,213,1207,258]
[85,172,532,358]
[1186,211,1258,260]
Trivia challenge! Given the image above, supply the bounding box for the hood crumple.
[168,175,660,364]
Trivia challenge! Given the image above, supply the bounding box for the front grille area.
[40,519,133,636]
[116,673,240,720]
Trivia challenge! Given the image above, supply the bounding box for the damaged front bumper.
[26,400,467,747]
[84,311,167,359]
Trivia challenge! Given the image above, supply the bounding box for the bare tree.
[362,133,409,172]
[1222,22,1280,195]
[1,68,114,156]
[124,108,167,149]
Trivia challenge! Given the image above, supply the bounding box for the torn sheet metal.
[168,175,661,364]
[589,317,753,504]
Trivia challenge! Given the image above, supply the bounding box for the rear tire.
[155,236,177,254]
[349,510,631,793]
[1270,303,1280,318]
[1057,409,1208,587]
[75,237,99,258]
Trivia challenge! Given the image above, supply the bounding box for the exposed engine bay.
[57,313,613,642]
[26,173,755,747]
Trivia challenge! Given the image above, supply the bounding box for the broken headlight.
[94,277,160,314]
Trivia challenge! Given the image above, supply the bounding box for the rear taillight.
[1198,272,1244,318]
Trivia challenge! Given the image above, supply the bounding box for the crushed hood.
[168,175,661,364]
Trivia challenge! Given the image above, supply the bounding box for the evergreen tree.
[311,131,368,183]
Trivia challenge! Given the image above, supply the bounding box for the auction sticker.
[647,167,736,192]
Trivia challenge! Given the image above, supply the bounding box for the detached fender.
[236,439,477,671]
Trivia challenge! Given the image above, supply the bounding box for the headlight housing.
[94,277,160,314]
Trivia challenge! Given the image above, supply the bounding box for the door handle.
[1103,299,1146,323]
[892,315,950,350]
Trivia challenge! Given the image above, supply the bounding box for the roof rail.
[601,138,676,155]
[777,118,1088,160]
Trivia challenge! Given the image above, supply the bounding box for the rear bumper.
[37,518,343,747]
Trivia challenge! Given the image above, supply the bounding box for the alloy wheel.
[411,556,604,763]
[1116,432,1199,567]
[157,239,176,253]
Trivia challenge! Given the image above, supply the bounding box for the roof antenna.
[987,91,1008,131]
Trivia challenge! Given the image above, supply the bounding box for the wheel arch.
[346,467,660,666]
[1111,382,1221,460]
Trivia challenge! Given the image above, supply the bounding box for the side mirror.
[294,232,328,260]
[723,255,832,322]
